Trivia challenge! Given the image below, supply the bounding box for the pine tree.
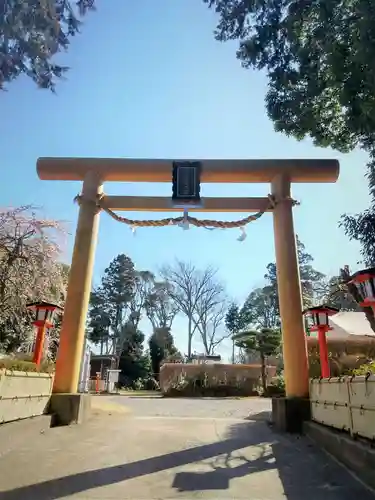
[233,328,281,391]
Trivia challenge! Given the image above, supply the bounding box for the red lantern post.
[26,302,62,366]
[302,305,339,378]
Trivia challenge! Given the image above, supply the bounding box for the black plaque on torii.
[172,161,201,205]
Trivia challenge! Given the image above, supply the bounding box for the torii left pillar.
[50,172,102,425]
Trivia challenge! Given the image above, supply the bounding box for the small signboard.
[172,161,201,206]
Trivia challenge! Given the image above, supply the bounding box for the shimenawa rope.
[73,193,299,230]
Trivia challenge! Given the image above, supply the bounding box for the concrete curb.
[304,421,375,491]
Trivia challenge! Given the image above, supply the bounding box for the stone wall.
[310,375,375,440]
[0,369,54,423]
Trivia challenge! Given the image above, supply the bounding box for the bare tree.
[234,348,248,364]
[192,276,229,355]
[160,260,227,358]
[145,281,178,330]
[128,271,155,329]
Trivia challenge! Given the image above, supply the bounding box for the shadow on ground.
[124,395,162,399]
[1,411,373,500]
[173,414,374,499]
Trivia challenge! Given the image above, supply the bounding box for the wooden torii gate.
[37,158,339,426]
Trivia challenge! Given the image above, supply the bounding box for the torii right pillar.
[271,173,311,433]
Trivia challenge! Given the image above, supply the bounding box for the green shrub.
[263,374,285,397]
[133,377,160,391]
[142,376,160,391]
[353,360,375,376]
[0,357,54,373]
[119,375,160,391]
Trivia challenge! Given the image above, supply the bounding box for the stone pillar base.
[272,396,310,433]
[49,393,91,426]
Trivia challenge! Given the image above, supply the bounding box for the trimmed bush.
[0,357,54,373]
[164,385,259,398]
[161,367,261,398]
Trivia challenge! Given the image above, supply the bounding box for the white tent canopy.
[311,312,375,340]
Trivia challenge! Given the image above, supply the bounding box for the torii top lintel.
[36,158,339,183]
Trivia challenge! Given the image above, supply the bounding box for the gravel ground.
[102,394,272,420]
[1,396,374,499]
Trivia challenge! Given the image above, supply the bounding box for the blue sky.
[0,1,370,358]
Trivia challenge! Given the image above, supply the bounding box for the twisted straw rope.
[74,193,299,229]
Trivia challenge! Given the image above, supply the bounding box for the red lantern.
[349,267,375,309]
[26,302,62,366]
[302,305,339,378]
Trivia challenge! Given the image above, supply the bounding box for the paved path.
[0,395,373,500]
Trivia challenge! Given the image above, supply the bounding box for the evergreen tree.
[87,286,111,354]
[233,328,281,391]
[148,327,181,380]
[225,303,243,363]
[264,236,325,309]
[118,322,150,388]
[87,254,136,355]
[205,0,375,266]
[1,0,95,91]
[297,238,326,307]
[324,275,360,312]
[87,254,159,387]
